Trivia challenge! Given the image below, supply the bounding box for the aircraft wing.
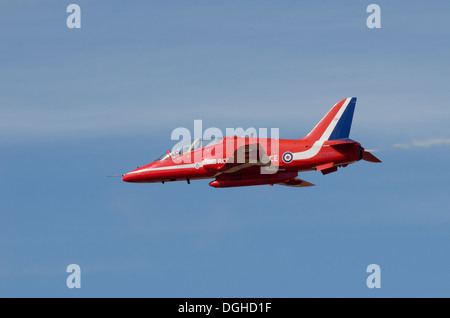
[277,177,315,187]
[216,143,275,175]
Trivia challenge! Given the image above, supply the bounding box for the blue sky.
[1,1,450,297]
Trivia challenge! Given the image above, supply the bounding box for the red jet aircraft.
[122,97,381,188]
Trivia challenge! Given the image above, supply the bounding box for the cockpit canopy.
[154,137,224,162]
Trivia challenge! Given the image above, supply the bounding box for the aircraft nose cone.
[122,173,134,183]
[122,165,152,183]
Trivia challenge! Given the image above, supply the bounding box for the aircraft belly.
[148,167,212,181]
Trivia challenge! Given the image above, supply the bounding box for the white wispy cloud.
[393,138,450,149]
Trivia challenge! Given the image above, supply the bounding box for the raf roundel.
[282,152,293,163]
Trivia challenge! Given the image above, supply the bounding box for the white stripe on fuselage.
[127,163,200,174]
[292,140,325,160]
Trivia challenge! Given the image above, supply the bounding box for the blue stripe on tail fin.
[328,97,356,140]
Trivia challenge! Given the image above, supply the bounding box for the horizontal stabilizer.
[277,178,315,187]
[362,150,382,163]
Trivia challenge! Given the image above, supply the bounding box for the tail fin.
[305,97,357,141]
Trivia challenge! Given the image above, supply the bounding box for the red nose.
[122,173,136,183]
